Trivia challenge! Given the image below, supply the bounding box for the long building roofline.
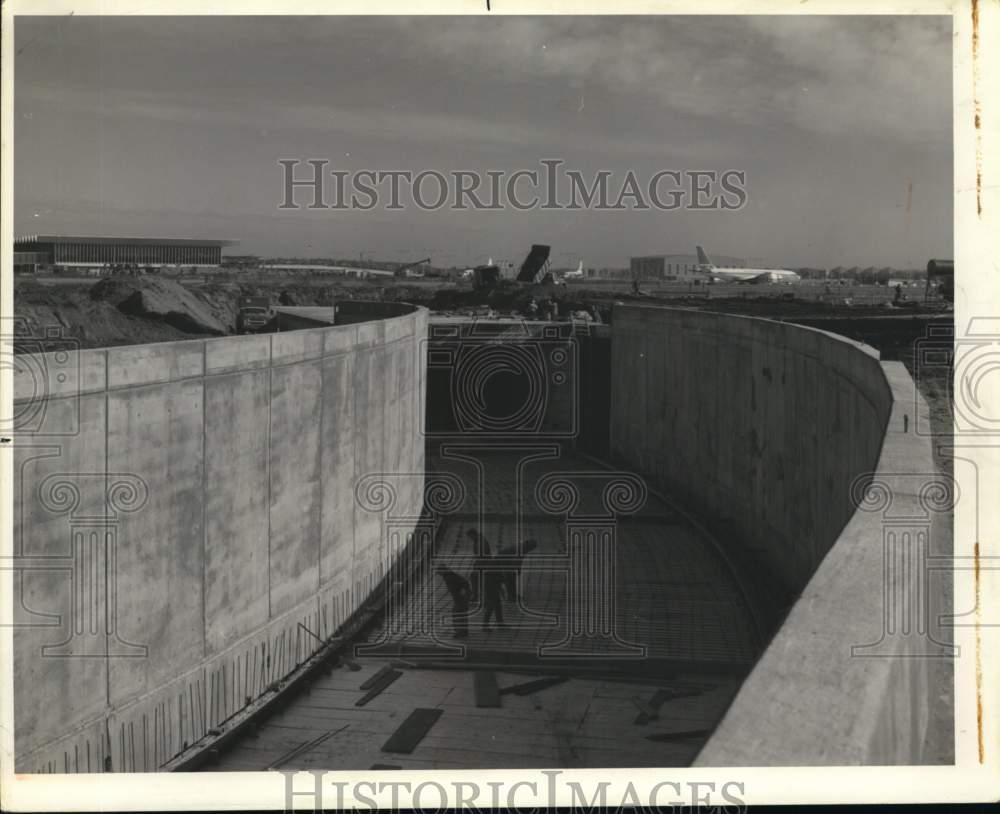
[14,235,239,247]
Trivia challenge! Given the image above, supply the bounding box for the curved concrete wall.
[696,361,948,764]
[610,305,946,764]
[13,305,427,772]
[611,305,892,593]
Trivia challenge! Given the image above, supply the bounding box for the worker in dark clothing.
[495,539,538,603]
[465,528,503,632]
[466,528,505,630]
[465,527,491,557]
[478,558,505,631]
[436,566,471,639]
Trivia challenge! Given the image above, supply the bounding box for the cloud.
[17,16,951,150]
[20,82,735,164]
[372,15,951,145]
[12,15,952,267]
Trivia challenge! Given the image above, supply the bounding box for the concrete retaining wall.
[696,363,949,764]
[611,305,946,764]
[13,305,428,772]
[611,305,891,593]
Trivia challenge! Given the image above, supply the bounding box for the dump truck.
[236,295,274,334]
[472,264,502,290]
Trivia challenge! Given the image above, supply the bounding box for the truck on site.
[925,259,954,303]
[236,295,274,334]
[394,257,431,278]
[470,244,564,290]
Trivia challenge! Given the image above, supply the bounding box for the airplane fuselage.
[697,265,801,283]
[694,245,800,284]
[554,260,585,280]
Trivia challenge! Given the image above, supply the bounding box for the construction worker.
[436,566,472,639]
[465,527,491,557]
[495,539,538,603]
[466,528,505,631]
[479,559,505,632]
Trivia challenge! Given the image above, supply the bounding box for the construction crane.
[394,257,431,278]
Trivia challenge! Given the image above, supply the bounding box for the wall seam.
[316,338,326,635]
[350,330,360,615]
[267,334,273,619]
[103,348,111,721]
[201,341,207,660]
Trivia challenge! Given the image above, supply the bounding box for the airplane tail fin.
[577,260,583,273]
[696,246,713,267]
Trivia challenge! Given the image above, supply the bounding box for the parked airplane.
[695,246,800,284]
[555,260,585,279]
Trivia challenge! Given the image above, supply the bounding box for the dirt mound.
[90,277,230,335]
[14,281,210,350]
[14,276,397,350]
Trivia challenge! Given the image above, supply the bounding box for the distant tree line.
[797,267,926,283]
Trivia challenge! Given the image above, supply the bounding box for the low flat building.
[13,235,238,271]
[630,253,752,281]
[13,251,50,274]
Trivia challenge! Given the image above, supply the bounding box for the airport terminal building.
[13,235,237,272]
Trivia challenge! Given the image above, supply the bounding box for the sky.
[14,15,953,269]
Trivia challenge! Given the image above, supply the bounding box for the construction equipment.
[236,295,274,333]
[394,257,431,278]
[469,245,564,289]
[925,258,954,303]
[517,244,551,283]
[472,264,502,290]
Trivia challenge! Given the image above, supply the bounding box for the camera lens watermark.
[423,320,579,439]
[3,320,82,437]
